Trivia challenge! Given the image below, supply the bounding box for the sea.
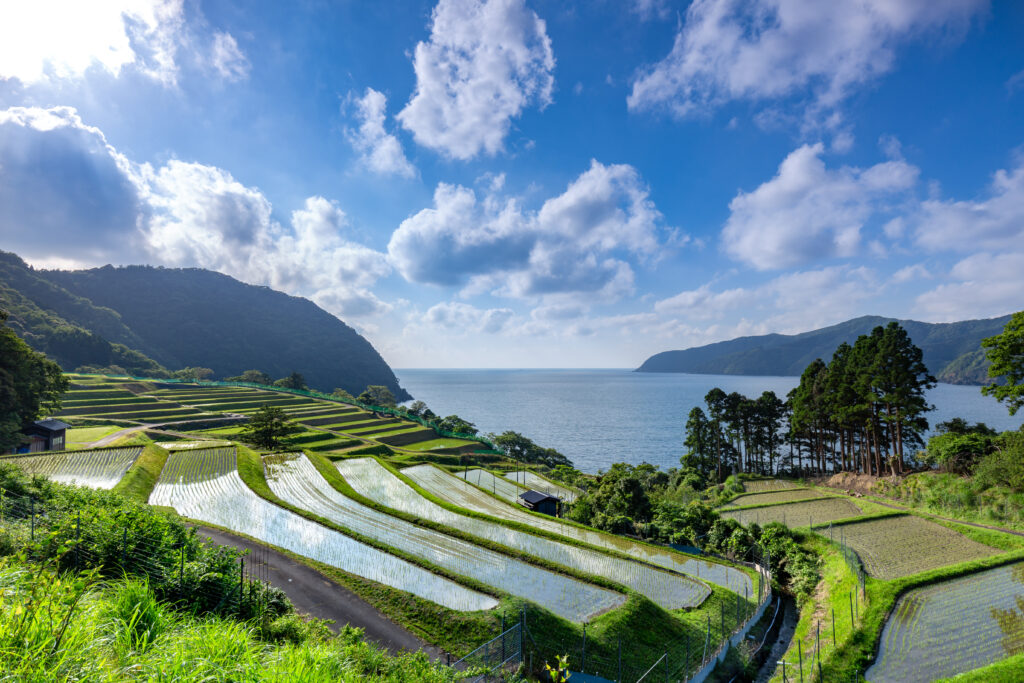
[394,369,1024,474]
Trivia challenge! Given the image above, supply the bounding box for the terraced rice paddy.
[401,464,752,596]
[1,446,142,489]
[832,516,1000,580]
[719,497,863,528]
[722,489,823,508]
[152,441,232,450]
[742,479,803,493]
[866,562,1024,682]
[505,471,580,503]
[460,468,527,503]
[267,455,623,621]
[340,459,727,608]
[150,447,496,612]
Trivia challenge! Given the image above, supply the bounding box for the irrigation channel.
[265,453,623,622]
[149,447,497,612]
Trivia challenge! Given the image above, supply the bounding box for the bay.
[395,369,1024,474]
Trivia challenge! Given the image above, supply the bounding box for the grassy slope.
[110,442,170,502]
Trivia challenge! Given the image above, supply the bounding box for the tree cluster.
[684,322,937,479]
[240,405,298,450]
[492,430,571,468]
[0,311,69,450]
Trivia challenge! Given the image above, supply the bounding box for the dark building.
[518,489,560,517]
[14,419,70,454]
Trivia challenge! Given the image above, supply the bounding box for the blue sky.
[1,0,1022,368]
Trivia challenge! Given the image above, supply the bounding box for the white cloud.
[346,88,416,178]
[0,106,389,319]
[628,0,984,121]
[722,143,918,269]
[914,159,1024,252]
[0,1,249,87]
[397,0,555,160]
[916,252,1024,321]
[891,263,931,284]
[421,301,515,333]
[141,166,392,317]
[388,160,674,301]
[654,265,879,334]
[632,0,670,21]
[210,32,250,81]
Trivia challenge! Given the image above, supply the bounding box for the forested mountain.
[0,251,410,399]
[637,314,1012,385]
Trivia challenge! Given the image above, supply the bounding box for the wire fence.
[772,525,868,682]
[449,612,524,683]
[0,491,281,621]
[511,552,773,683]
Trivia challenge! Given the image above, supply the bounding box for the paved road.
[192,524,444,658]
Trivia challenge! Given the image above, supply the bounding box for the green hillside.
[637,314,1011,384]
[0,250,409,399]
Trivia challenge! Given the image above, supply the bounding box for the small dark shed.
[18,419,70,454]
[519,489,560,517]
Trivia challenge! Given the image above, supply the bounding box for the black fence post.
[30,499,34,542]
[798,640,803,683]
[239,557,244,615]
[582,622,587,672]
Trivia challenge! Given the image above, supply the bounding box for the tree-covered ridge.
[684,322,937,480]
[0,250,409,399]
[638,313,1012,385]
[0,253,167,377]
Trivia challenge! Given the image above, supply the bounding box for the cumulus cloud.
[722,143,918,269]
[0,106,145,262]
[0,106,389,318]
[388,160,674,301]
[0,1,249,87]
[397,0,555,159]
[628,0,984,121]
[141,167,392,317]
[916,252,1024,322]
[914,159,1024,253]
[346,88,416,178]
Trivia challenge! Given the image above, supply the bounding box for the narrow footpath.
[192,525,444,659]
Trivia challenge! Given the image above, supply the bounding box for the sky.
[1,0,1022,369]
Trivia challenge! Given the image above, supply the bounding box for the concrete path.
[191,524,445,659]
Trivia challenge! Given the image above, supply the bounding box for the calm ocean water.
[395,369,1024,474]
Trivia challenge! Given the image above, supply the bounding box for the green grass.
[938,653,1024,681]
[111,442,170,502]
[0,555,467,682]
[65,425,122,448]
